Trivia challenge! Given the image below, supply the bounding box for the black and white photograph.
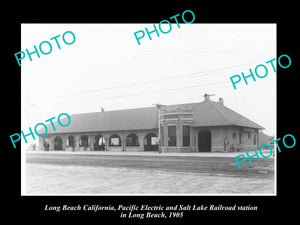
[5,5,298,222]
[21,23,276,195]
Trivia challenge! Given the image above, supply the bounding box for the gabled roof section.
[191,100,264,129]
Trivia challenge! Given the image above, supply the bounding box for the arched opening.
[126,133,139,146]
[94,135,106,151]
[198,131,211,152]
[144,133,158,151]
[43,138,51,151]
[79,135,89,150]
[109,134,121,146]
[67,136,75,147]
[54,136,63,150]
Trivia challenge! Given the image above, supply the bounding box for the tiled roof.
[47,99,263,134]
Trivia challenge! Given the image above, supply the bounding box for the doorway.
[144,133,158,151]
[198,131,211,152]
[94,135,106,151]
[54,136,63,150]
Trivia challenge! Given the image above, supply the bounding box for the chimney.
[203,93,209,101]
[218,98,224,105]
[203,93,215,101]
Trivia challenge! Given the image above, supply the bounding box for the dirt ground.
[24,152,275,195]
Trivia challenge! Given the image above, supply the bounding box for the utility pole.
[154,103,165,153]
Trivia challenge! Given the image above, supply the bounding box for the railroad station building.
[39,95,265,152]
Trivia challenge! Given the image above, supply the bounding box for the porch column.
[39,137,44,151]
[122,132,125,151]
[90,136,94,151]
[49,136,54,151]
[62,136,67,151]
[176,119,181,149]
[104,137,109,151]
[138,133,144,151]
[75,135,80,151]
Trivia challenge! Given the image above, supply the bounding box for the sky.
[21,23,276,145]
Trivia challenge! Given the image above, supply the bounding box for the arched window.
[126,134,139,146]
[109,134,121,146]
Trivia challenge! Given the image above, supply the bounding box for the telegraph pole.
[154,103,165,153]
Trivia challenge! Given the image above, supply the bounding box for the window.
[182,125,190,147]
[248,132,251,139]
[161,125,164,147]
[232,132,236,138]
[151,137,159,145]
[110,134,121,146]
[254,134,257,145]
[168,125,177,146]
[111,138,119,146]
[239,133,242,144]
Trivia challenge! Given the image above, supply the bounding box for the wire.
[55,61,261,98]
[73,81,230,103]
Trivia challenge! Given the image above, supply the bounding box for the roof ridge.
[72,106,157,115]
[72,102,203,115]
